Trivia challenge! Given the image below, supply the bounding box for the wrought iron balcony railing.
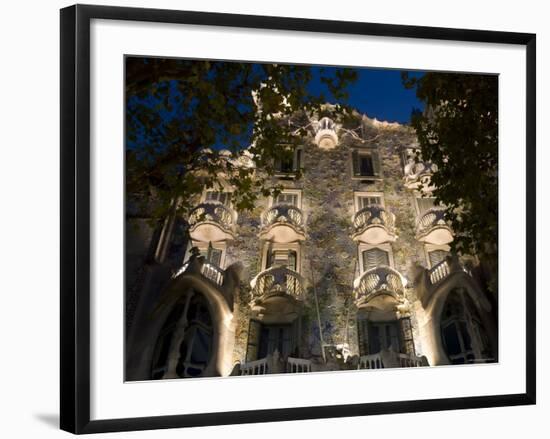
[250,266,305,304]
[187,202,236,241]
[240,357,269,375]
[259,204,306,242]
[354,265,405,307]
[239,355,312,375]
[416,207,453,244]
[263,204,304,229]
[172,259,225,287]
[188,202,234,230]
[352,205,396,244]
[358,350,427,369]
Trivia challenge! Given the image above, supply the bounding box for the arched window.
[151,290,214,379]
[440,289,492,364]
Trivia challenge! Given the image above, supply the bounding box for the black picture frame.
[60,4,536,434]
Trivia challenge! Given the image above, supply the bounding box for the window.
[199,246,223,266]
[191,242,226,268]
[428,249,449,267]
[275,192,298,207]
[205,190,231,206]
[151,300,187,379]
[440,289,493,364]
[360,155,374,176]
[176,294,213,377]
[262,242,301,272]
[362,248,390,271]
[358,195,382,209]
[151,291,214,379]
[354,192,384,212]
[357,317,414,356]
[266,248,298,271]
[246,320,295,361]
[369,321,400,354]
[274,146,302,175]
[352,149,381,178]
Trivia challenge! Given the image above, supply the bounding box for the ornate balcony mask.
[259,204,306,243]
[416,207,453,245]
[354,265,405,307]
[352,205,396,244]
[188,202,236,242]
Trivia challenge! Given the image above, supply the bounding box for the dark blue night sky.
[127,61,426,152]
[308,66,425,124]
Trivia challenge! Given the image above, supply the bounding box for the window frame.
[269,188,302,209]
[350,147,382,180]
[273,145,303,178]
[189,241,227,269]
[358,242,394,273]
[261,241,301,273]
[354,191,385,212]
[201,189,234,207]
[423,243,451,268]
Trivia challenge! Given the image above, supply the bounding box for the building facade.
[125,111,498,381]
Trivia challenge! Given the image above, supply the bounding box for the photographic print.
[124,57,498,381]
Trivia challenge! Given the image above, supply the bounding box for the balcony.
[259,204,306,243]
[172,258,225,287]
[415,255,490,311]
[427,256,469,288]
[314,117,338,150]
[239,353,312,375]
[416,207,453,245]
[188,202,236,242]
[353,266,405,307]
[358,349,428,369]
[352,205,396,244]
[404,160,437,189]
[250,266,305,306]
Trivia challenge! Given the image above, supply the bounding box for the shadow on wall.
[33,413,59,430]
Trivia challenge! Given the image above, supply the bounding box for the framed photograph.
[60,4,536,434]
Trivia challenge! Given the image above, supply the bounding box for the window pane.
[209,248,222,266]
[360,155,374,176]
[287,250,297,271]
[359,196,381,209]
[368,325,381,354]
[362,248,390,270]
[443,322,461,356]
[280,156,293,173]
[459,321,472,350]
[205,191,230,206]
[189,327,212,364]
[199,247,222,266]
[258,324,292,358]
[276,193,297,206]
[429,250,448,267]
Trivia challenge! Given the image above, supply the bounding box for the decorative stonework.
[188,202,236,242]
[314,117,339,149]
[416,207,453,245]
[126,110,496,380]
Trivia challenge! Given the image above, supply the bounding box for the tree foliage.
[126,58,357,220]
[402,72,498,265]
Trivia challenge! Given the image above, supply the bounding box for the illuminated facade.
[125,111,498,381]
